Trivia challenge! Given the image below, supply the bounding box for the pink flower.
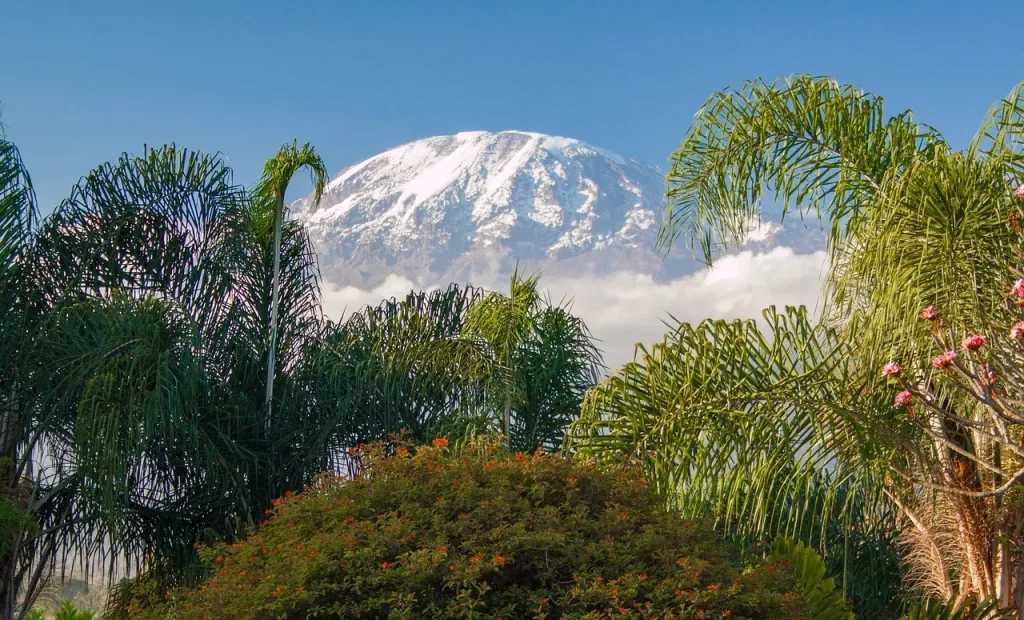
[1011,322,1024,339]
[919,306,938,321]
[893,391,913,408]
[961,334,987,351]
[1016,185,1024,199]
[932,350,957,370]
[880,361,902,377]
[1013,279,1024,300]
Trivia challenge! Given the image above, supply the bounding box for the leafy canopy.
[133,438,848,619]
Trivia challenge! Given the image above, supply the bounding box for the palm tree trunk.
[503,398,511,447]
[264,204,284,428]
[0,555,16,620]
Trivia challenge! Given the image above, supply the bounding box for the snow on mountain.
[292,130,828,366]
[290,130,821,289]
[292,130,819,291]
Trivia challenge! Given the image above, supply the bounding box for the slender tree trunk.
[503,398,511,447]
[998,539,1012,608]
[264,202,284,430]
[0,551,17,620]
[953,495,993,599]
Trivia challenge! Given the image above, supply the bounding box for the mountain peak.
[290,131,815,290]
[290,131,678,288]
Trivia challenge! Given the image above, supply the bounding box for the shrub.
[134,438,846,619]
[25,600,95,620]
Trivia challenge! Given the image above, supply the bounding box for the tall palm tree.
[571,76,1024,615]
[250,142,326,425]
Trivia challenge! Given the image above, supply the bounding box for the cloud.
[320,274,432,321]
[542,248,828,372]
[319,247,828,373]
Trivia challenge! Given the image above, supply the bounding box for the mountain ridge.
[290,130,820,289]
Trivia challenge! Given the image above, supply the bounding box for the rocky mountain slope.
[289,130,822,289]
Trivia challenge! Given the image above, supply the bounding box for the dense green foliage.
[131,439,846,619]
[576,74,1024,614]
[5,74,1024,617]
[311,274,601,456]
[0,135,602,617]
[568,307,903,617]
[25,600,95,620]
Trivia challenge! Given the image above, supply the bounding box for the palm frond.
[970,80,1024,177]
[660,74,944,264]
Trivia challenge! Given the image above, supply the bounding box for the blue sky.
[3,0,1021,211]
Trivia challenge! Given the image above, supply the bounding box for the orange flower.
[437,545,448,553]
[381,561,391,569]
[432,437,449,448]
[470,554,481,563]
[493,554,506,566]
[514,452,527,461]
[295,585,304,594]
[723,611,732,617]
[396,447,409,457]
[192,542,200,550]
[707,584,718,591]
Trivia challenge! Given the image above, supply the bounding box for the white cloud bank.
[320,247,829,374]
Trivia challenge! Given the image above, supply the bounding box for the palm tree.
[16,142,334,618]
[0,136,47,619]
[250,142,326,426]
[568,307,902,617]
[307,283,492,456]
[465,268,602,451]
[312,277,600,456]
[571,76,1024,614]
[658,75,1022,361]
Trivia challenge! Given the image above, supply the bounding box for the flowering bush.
[132,438,839,619]
[877,269,1024,604]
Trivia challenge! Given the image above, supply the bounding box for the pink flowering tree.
[880,284,1024,610]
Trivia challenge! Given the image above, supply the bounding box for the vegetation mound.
[132,439,846,619]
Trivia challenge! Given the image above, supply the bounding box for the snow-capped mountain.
[290,130,822,289]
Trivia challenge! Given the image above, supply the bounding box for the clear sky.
[3,0,1022,212]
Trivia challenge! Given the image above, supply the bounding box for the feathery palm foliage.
[307,284,491,454]
[311,276,601,456]
[567,307,903,615]
[0,136,46,619]
[660,75,1024,361]
[574,76,1024,614]
[0,127,603,618]
[465,269,602,451]
[14,144,332,616]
